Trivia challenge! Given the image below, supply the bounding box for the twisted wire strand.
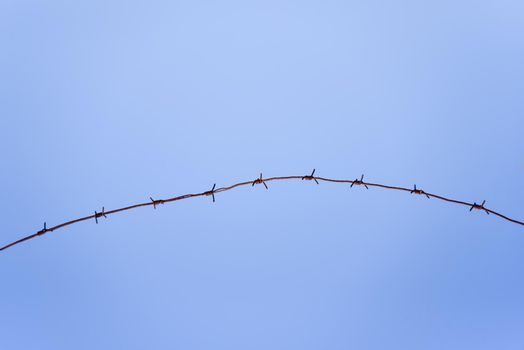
[1,173,522,252]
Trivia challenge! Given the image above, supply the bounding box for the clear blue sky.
[1,0,524,349]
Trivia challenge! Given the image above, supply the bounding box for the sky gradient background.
[1,0,524,349]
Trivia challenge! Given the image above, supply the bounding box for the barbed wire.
[1,170,523,252]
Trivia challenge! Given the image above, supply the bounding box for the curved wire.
[1,172,522,252]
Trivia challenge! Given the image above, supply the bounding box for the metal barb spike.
[482,200,489,215]
[351,174,368,189]
[470,200,489,215]
[253,173,269,189]
[411,184,430,198]
[205,184,217,202]
[302,169,318,184]
[95,207,107,224]
[37,222,47,236]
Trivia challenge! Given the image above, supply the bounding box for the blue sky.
[1,0,523,349]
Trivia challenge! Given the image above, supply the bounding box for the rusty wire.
[1,170,523,252]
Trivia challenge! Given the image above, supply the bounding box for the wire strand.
[1,172,522,252]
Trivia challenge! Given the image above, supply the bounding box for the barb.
[2,171,524,252]
[302,169,319,184]
[204,184,217,202]
[470,200,489,215]
[350,174,368,189]
[150,197,165,209]
[94,207,107,224]
[410,184,430,199]
[37,222,49,236]
[252,173,268,189]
